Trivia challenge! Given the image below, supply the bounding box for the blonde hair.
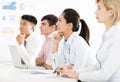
[96,0,120,25]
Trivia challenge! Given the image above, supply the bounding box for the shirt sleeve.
[51,52,66,69]
[45,46,53,65]
[36,44,45,60]
[18,35,41,66]
[18,44,30,65]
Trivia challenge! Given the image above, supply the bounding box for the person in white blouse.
[56,0,120,82]
[52,8,97,71]
[16,15,41,66]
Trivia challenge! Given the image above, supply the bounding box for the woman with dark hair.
[55,0,120,81]
[52,8,97,71]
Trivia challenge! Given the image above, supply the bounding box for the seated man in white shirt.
[16,14,41,66]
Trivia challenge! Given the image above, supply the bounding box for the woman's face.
[95,1,113,24]
[56,13,68,34]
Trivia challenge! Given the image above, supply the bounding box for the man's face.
[20,19,34,37]
[39,20,54,36]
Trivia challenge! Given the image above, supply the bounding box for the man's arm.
[43,63,52,70]
[36,58,52,69]
[35,57,45,66]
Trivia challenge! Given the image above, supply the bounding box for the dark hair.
[41,14,58,30]
[21,15,37,25]
[63,8,90,45]
[79,19,90,45]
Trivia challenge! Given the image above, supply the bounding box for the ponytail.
[79,19,90,46]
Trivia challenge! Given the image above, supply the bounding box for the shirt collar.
[65,32,77,46]
[102,22,120,40]
[46,31,57,39]
[116,22,120,31]
[25,32,34,42]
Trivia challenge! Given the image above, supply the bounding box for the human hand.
[54,66,66,76]
[53,32,63,43]
[59,69,79,79]
[65,63,73,70]
[52,32,63,53]
[16,34,25,45]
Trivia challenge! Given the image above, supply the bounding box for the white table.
[0,60,77,82]
[0,44,76,82]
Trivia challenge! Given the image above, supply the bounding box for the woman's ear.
[67,23,73,30]
[108,9,114,16]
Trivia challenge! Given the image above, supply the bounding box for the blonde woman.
[56,0,120,82]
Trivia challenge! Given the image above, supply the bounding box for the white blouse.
[80,22,120,82]
[53,32,97,70]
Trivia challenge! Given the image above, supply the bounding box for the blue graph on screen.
[2,1,16,10]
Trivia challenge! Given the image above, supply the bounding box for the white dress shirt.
[79,22,120,82]
[53,32,97,70]
[18,32,42,66]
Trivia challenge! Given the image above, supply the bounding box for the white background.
[0,0,105,61]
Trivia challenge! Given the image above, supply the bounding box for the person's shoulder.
[29,32,42,43]
[73,35,88,46]
[75,35,85,42]
[116,22,120,30]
